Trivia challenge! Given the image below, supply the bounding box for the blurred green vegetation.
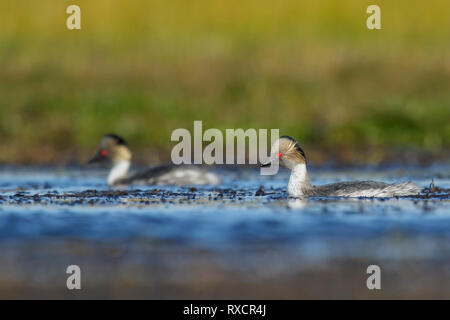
[0,0,449,164]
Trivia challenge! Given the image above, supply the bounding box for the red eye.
[278,152,282,158]
[100,149,108,156]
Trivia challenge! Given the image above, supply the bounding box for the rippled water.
[0,164,449,298]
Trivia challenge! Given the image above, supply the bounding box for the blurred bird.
[88,134,220,186]
[261,136,421,197]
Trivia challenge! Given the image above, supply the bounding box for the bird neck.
[288,163,313,196]
[107,160,131,185]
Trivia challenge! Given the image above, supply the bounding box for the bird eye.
[100,149,108,156]
[278,152,282,158]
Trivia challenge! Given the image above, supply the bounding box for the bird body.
[89,134,220,186]
[263,136,421,198]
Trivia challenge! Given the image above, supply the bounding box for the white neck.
[288,163,313,197]
[107,160,130,185]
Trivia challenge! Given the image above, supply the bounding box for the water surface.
[0,164,449,298]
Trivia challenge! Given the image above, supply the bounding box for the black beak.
[260,161,271,168]
[88,152,104,164]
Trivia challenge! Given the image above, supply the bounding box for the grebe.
[88,134,220,186]
[261,136,421,197]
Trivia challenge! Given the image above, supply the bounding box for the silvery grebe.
[88,134,220,186]
[261,136,421,197]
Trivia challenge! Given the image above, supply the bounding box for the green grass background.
[0,0,449,164]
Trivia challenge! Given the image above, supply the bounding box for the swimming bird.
[88,134,220,186]
[261,136,421,197]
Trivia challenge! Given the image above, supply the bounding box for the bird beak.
[259,153,280,175]
[260,154,278,167]
[260,161,271,168]
[88,152,104,164]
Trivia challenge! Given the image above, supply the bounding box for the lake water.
[0,164,449,298]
